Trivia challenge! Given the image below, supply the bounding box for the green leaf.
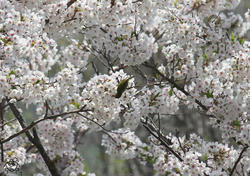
[35,79,40,84]
[231,33,235,44]
[122,139,133,150]
[9,70,15,76]
[174,168,181,174]
[155,73,159,79]
[150,92,160,101]
[55,154,61,161]
[200,153,208,162]
[11,85,17,89]
[168,88,173,96]
[115,35,127,41]
[174,0,178,7]
[231,120,241,130]
[201,91,213,98]
[146,155,154,162]
[76,42,81,47]
[1,38,7,43]
[70,102,81,109]
[149,102,157,106]
[202,54,208,59]
[81,164,90,176]
[165,171,171,176]
[158,46,163,52]
[238,37,245,45]
[143,146,148,151]
[130,31,136,38]
[149,92,160,106]
[21,15,25,21]
[1,38,12,45]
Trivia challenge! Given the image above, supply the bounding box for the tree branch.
[0,100,5,162]
[1,106,88,144]
[143,62,209,111]
[141,118,183,162]
[229,145,249,176]
[67,0,77,8]
[9,103,60,176]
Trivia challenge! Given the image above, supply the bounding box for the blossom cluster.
[123,85,184,130]
[141,134,247,176]
[101,128,147,160]
[0,0,249,175]
[75,70,136,129]
[0,121,32,172]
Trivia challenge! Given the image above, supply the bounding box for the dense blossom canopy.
[0,0,249,176]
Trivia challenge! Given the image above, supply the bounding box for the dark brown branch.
[1,106,88,144]
[32,127,60,176]
[67,0,77,8]
[144,115,172,145]
[143,63,209,111]
[9,103,60,176]
[142,124,183,162]
[229,145,249,176]
[100,27,108,33]
[0,100,5,162]
[132,0,143,3]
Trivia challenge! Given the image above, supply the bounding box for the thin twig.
[77,112,119,144]
[141,116,172,145]
[176,130,185,153]
[143,124,183,162]
[132,66,148,83]
[101,45,115,73]
[91,61,99,75]
[91,48,110,69]
[0,118,17,128]
[76,112,128,135]
[229,145,249,176]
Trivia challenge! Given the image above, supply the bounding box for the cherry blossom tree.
[0,0,249,175]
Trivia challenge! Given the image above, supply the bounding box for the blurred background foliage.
[3,1,249,175]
